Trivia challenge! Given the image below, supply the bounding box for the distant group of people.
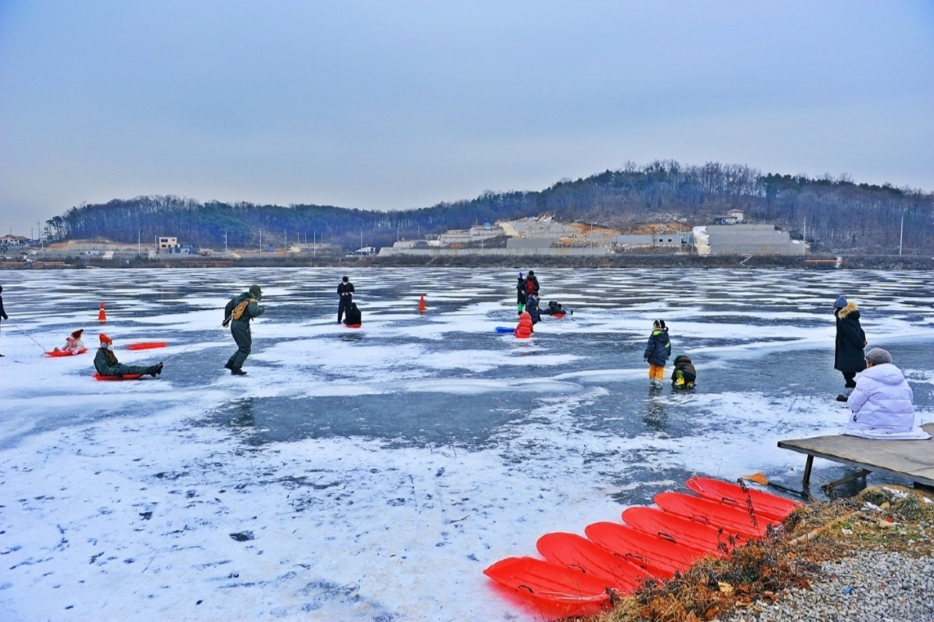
[513,271,572,338]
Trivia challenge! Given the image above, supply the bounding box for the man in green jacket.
[94,334,163,377]
[223,284,265,376]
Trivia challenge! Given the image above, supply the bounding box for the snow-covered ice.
[0,267,932,621]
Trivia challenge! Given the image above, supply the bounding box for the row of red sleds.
[484,477,803,618]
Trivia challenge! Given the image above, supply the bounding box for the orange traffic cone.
[98,302,107,322]
[418,295,426,314]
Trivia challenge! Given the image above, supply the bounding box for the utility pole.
[313,230,316,258]
[260,228,262,252]
[224,229,228,258]
[899,209,905,256]
[138,230,141,257]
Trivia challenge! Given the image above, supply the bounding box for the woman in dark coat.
[834,295,866,401]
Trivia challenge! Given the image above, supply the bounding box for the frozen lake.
[1,267,932,621]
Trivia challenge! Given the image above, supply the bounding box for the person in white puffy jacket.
[844,348,930,440]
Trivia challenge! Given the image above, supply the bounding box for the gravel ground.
[723,550,934,622]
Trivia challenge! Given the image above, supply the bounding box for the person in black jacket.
[526,292,542,325]
[343,302,362,326]
[337,276,355,323]
[0,284,8,357]
[834,295,867,401]
[643,319,671,388]
[524,270,540,296]
[543,301,571,316]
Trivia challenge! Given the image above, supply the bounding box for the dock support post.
[802,455,814,488]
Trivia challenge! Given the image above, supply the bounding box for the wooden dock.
[777,423,934,495]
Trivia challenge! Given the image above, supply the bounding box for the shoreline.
[4,254,934,270]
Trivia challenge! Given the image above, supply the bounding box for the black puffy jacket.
[834,303,866,374]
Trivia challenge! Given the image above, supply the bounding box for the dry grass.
[571,485,934,622]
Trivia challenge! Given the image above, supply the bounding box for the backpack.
[224,298,256,326]
[525,279,536,294]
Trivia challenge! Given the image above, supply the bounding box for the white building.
[157,236,180,250]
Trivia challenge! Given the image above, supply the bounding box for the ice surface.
[0,268,932,621]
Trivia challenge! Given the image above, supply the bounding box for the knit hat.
[834,295,848,308]
[865,348,892,365]
[249,284,263,299]
[71,329,84,338]
[99,333,112,344]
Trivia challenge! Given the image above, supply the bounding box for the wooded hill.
[46,161,933,254]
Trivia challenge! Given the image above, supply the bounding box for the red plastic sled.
[483,556,610,617]
[685,476,803,522]
[93,373,144,381]
[622,506,745,556]
[344,324,362,329]
[584,521,709,578]
[654,492,780,539]
[126,342,168,350]
[553,312,566,319]
[45,348,88,357]
[536,532,647,593]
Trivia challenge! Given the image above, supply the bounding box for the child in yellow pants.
[643,319,671,388]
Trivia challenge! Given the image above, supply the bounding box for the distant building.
[1,235,29,247]
[437,224,504,246]
[157,236,180,251]
[693,224,806,255]
[711,210,745,225]
[612,234,685,247]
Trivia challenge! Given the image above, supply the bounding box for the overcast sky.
[1,1,932,236]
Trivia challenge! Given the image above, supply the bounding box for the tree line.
[47,161,933,254]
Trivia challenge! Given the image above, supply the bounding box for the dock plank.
[778,423,934,488]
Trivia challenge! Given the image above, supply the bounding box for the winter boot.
[231,368,247,376]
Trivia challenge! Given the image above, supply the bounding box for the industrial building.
[693,224,806,255]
